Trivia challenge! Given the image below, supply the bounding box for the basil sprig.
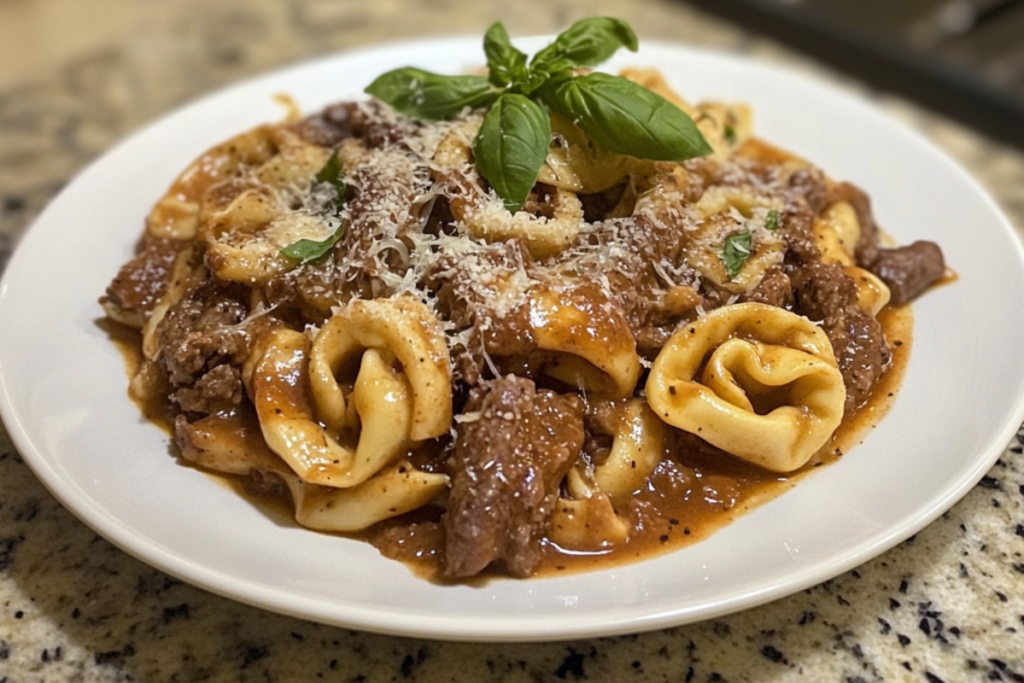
[365,68,500,121]
[365,17,712,213]
[474,94,552,212]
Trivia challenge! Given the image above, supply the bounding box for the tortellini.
[813,200,892,315]
[201,128,337,285]
[177,410,447,533]
[549,400,667,550]
[527,284,642,399]
[646,303,846,472]
[146,126,277,241]
[434,120,584,260]
[244,297,451,492]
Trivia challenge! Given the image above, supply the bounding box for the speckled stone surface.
[2,1,1024,681]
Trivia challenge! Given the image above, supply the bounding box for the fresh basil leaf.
[473,93,551,213]
[365,68,499,120]
[765,209,780,232]
[280,225,346,264]
[483,22,529,89]
[314,149,345,199]
[540,72,712,161]
[721,231,752,280]
[532,17,638,69]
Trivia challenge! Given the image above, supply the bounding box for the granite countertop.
[2,0,1024,680]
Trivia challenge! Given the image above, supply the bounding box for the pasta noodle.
[646,303,846,472]
[101,57,945,579]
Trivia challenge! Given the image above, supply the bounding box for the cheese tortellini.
[646,303,846,472]
[550,400,667,550]
[527,284,642,400]
[242,297,451,527]
[434,120,584,259]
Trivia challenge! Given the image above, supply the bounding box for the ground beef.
[156,281,250,413]
[869,241,946,306]
[790,261,891,413]
[444,376,584,578]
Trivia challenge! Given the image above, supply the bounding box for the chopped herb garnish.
[365,18,712,213]
[721,230,752,279]
[765,209,780,232]
[314,149,345,204]
[280,150,348,263]
[280,225,345,264]
[724,124,737,145]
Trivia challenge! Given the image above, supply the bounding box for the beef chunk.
[157,281,249,413]
[444,376,585,578]
[102,236,183,324]
[780,203,821,265]
[791,261,891,413]
[788,167,829,215]
[292,102,363,147]
[740,269,793,309]
[869,240,945,307]
[172,363,243,414]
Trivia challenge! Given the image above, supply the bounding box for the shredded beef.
[869,241,945,307]
[292,102,364,148]
[173,364,244,414]
[790,261,891,413]
[444,376,584,578]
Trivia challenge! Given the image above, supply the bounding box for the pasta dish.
[100,20,945,580]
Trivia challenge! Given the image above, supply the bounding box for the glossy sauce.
[107,304,913,581]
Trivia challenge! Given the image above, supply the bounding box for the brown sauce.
[104,303,913,582]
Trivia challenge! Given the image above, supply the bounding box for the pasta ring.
[177,411,446,532]
[549,400,667,550]
[434,120,583,259]
[246,327,414,488]
[528,285,641,399]
[646,303,846,472]
[309,297,452,442]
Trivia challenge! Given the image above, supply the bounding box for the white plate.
[2,37,1023,642]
